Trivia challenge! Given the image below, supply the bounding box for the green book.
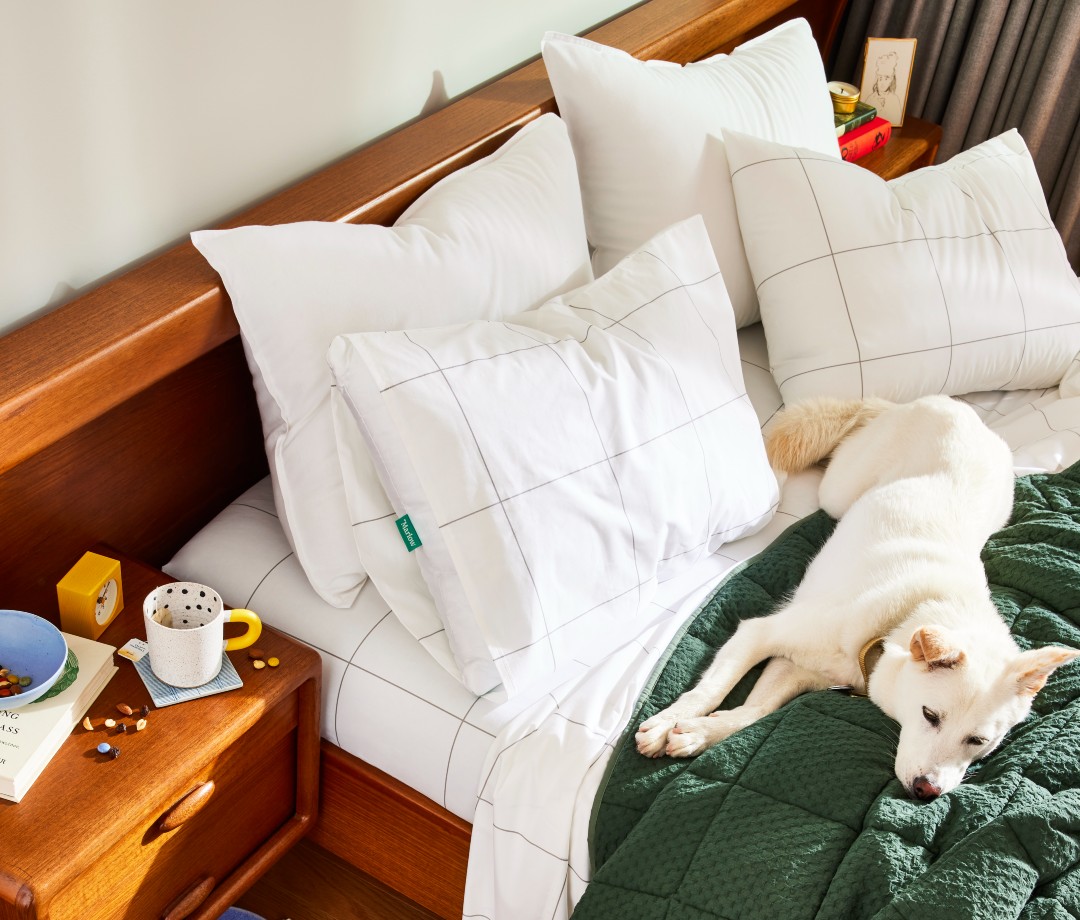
[835,101,877,137]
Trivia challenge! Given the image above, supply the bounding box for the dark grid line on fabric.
[658,500,782,564]
[585,281,719,541]
[491,502,776,662]
[963,148,1055,227]
[375,270,719,396]
[939,170,1030,390]
[351,510,395,527]
[336,603,393,748]
[795,148,864,397]
[231,501,279,518]
[638,249,739,390]
[896,204,955,395]
[436,393,748,530]
[491,580,644,662]
[503,321,645,612]
[244,550,293,608]
[752,225,1064,294]
[730,145,1032,184]
[478,724,543,798]
[775,321,1080,390]
[550,875,569,920]
[443,694,488,810]
[401,329,558,670]
[347,653,493,731]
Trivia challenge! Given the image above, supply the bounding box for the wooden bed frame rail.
[0,0,846,915]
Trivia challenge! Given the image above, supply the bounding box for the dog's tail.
[766,397,892,474]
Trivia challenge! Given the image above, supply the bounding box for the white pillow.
[541,19,838,328]
[191,114,593,614]
[328,217,778,697]
[726,128,1080,404]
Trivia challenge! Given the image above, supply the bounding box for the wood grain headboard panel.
[0,0,844,617]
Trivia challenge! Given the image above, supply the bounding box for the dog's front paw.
[665,718,715,757]
[636,712,676,758]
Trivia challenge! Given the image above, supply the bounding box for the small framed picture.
[859,37,917,127]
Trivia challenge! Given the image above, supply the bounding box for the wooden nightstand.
[855,116,943,180]
[0,551,321,920]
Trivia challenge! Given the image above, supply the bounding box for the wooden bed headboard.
[0,0,846,618]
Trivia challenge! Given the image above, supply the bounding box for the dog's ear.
[909,626,966,670]
[1010,646,1080,696]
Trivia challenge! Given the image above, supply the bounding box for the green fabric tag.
[395,514,422,552]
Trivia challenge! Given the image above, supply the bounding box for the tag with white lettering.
[395,514,422,552]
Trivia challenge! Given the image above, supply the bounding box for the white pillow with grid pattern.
[190,114,592,614]
[541,18,838,329]
[727,128,1080,404]
[328,217,778,697]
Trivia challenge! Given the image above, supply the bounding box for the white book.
[0,632,117,802]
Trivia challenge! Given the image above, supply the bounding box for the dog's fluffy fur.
[636,395,1080,800]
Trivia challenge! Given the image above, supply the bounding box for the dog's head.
[871,623,1079,801]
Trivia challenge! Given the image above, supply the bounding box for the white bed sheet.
[165,323,1080,917]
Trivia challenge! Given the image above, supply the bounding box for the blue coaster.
[134,653,243,707]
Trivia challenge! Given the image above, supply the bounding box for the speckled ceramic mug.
[143,582,262,687]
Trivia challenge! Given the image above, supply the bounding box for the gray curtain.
[831,0,1080,271]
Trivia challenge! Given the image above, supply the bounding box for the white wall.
[0,0,634,335]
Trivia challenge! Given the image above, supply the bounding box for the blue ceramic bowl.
[0,610,69,710]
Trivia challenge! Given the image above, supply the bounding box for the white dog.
[636,395,1079,800]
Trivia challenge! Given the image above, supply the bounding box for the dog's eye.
[965,735,987,747]
[922,706,941,727]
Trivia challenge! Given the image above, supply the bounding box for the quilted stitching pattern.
[579,465,1080,919]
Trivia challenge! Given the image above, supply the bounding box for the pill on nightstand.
[268,657,280,667]
[252,659,266,670]
[96,742,111,754]
[248,648,265,660]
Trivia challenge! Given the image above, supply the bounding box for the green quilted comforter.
[575,465,1080,920]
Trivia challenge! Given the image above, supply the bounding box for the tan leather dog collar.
[854,636,886,698]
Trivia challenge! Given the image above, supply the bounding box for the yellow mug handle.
[224,608,262,652]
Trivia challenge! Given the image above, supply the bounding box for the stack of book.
[834,100,893,163]
[835,101,877,137]
[840,116,893,162]
[0,632,117,802]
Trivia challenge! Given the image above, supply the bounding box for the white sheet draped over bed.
[461,323,1080,920]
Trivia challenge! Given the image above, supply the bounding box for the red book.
[838,116,892,162]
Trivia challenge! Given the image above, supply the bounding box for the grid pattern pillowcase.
[191,114,592,625]
[727,128,1080,404]
[328,217,779,697]
[541,18,838,329]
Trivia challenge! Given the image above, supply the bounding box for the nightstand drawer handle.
[161,874,215,920]
[159,780,216,832]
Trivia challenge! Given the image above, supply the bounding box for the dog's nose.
[911,775,942,801]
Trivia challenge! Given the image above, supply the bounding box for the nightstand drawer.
[49,694,298,920]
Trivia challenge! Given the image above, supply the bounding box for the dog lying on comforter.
[637,395,1079,800]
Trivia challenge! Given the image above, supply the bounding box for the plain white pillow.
[541,18,838,328]
[191,114,593,616]
[726,128,1080,404]
[329,217,778,696]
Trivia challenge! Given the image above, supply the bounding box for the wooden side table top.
[0,550,321,919]
[855,116,943,180]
